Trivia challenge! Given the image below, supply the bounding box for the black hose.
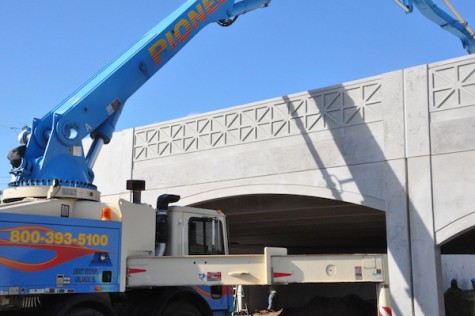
[217,16,238,27]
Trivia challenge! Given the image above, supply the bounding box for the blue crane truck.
[0,0,473,315]
[0,1,271,315]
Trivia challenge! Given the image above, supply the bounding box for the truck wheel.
[161,301,201,316]
[49,294,116,316]
[66,306,105,316]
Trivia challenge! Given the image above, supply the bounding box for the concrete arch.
[179,183,386,212]
[436,211,475,246]
[184,183,388,255]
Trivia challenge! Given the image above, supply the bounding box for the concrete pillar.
[383,159,414,316]
[381,70,415,316]
[405,65,445,315]
[407,156,445,315]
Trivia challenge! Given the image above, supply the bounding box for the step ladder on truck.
[232,285,249,316]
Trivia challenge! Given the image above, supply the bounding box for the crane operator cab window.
[189,217,225,255]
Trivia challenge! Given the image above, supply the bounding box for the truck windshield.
[189,217,225,255]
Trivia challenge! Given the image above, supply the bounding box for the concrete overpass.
[94,54,475,315]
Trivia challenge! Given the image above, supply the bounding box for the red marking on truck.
[192,286,211,298]
[0,241,101,272]
[0,226,105,272]
[273,272,292,278]
[207,272,222,281]
[1,225,52,233]
[127,268,147,274]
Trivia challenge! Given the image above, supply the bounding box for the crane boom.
[5,0,271,201]
[394,0,475,54]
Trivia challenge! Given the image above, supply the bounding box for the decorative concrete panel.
[429,56,475,155]
[133,79,382,161]
[429,58,475,111]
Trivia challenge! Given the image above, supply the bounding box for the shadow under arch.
[179,183,386,211]
[182,184,387,255]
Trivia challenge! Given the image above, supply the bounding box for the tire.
[161,301,201,316]
[65,307,105,316]
[49,294,116,316]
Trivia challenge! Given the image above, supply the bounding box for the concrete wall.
[428,57,475,245]
[94,54,475,315]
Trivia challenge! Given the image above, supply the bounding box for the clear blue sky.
[0,0,473,187]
